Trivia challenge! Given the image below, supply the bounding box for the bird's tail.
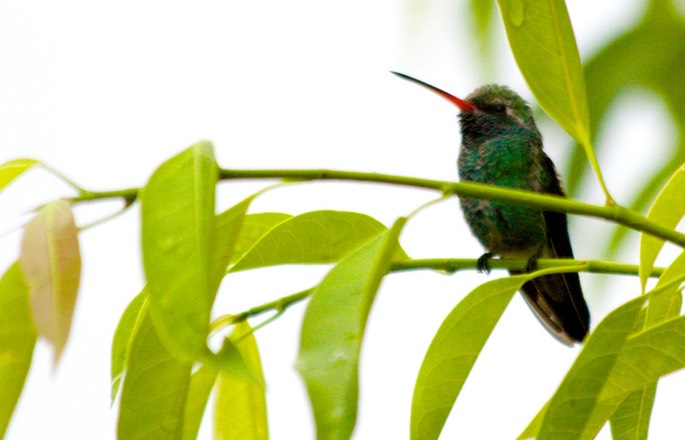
[512,271,590,345]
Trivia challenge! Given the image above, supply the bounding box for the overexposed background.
[1,0,682,438]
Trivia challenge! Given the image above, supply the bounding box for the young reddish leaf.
[141,141,218,361]
[296,218,406,440]
[0,263,37,438]
[214,321,268,440]
[19,199,81,364]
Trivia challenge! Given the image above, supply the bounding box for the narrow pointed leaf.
[411,276,524,440]
[495,0,610,197]
[0,159,38,192]
[182,365,218,440]
[0,263,37,438]
[609,384,655,440]
[230,210,406,272]
[111,290,147,402]
[296,218,406,440]
[20,199,81,364]
[530,295,648,438]
[215,321,268,440]
[118,308,192,440]
[639,163,685,289]
[606,251,685,438]
[141,141,218,361]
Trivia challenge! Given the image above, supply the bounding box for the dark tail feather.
[513,271,590,345]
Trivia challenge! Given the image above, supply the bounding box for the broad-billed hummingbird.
[392,72,590,344]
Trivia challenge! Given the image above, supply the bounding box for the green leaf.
[231,210,406,272]
[182,364,218,440]
[229,212,292,265]
[211,197,255,289]
[111,290,147,403]
[214,321,268,440]
[496,0,589,146]
[495,0,610,198]
[639,162,685,289]
[0,263,37,438]
[117,308,192,440]
[607,250,685,438]
[0,159,38,193]
[411,276,523,440]
[523,295,649,438]
[19,199,81,364]
[296,218,406,440]
[141,141,218,361]
[609,384,655,440]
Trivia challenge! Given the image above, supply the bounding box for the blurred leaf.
[230,212,292,265]
[296,218,406,440]
[0,159,38,193]
[0,263,37,438]
[141,141,218,361]
[566,1,685,201]
[495,0,610,197]
[19,199,80,364]
[639,161,685,289]
[411,276,523,440]
[231,210,406,272]
[117,309,192,440]
[111,290,147,403]
[528,295,648,438]
[182,365,218,440]
[215,321,268,440]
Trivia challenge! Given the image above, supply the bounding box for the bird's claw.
[477,252,495,274]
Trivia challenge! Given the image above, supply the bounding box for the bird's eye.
[490,104,507,114]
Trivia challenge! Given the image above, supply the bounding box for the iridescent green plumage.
[393,74,590,344]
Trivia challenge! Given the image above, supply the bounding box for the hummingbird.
[392,71,590,344]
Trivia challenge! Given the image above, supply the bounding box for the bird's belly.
[459,198,546,256]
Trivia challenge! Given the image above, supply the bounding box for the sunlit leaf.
[229,212,292,265]
[530,295,648,438]
[141,141,218,361]
[495,0,605,192]
[610,384,655,440]
[296,218,406,440]
[182,365,218,440]
[231,210,406,272]
[215,321,268,440]
[117,308,192,440]
[111,290,147,403]
[0,263,37,438]
[411,276,524,440]
[608,250,685,438]
[639,162,685,289]
[211,197,255,289]
[0,159,38,193]
[19,199,81,364]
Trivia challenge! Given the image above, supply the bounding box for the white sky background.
[1,0,683,438]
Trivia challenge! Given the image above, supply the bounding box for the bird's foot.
[525,248,543,273]
[477,252,495,274]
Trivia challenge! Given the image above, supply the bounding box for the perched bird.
[392,72,590,344]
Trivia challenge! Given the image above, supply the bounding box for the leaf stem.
[216,257,664,327]
[67,168,685,248]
